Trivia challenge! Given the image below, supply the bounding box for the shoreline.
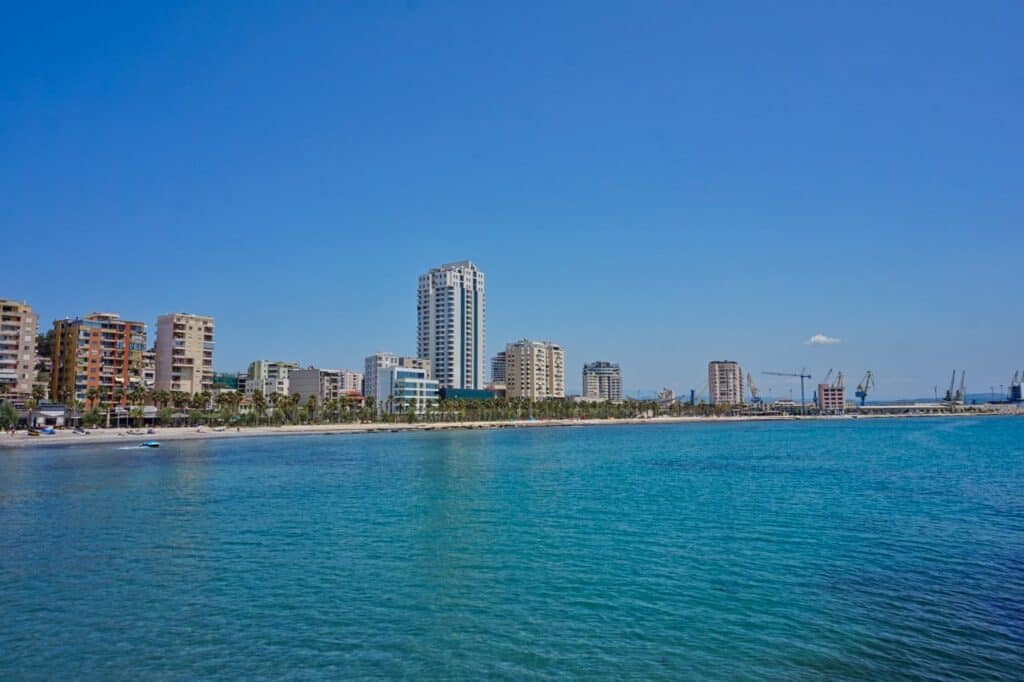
[2,410,1020,450]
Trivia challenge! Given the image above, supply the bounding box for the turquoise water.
[1,418,1023,679]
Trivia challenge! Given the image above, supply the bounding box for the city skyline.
[3,3,1021,399]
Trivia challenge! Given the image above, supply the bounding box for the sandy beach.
[2,410,1019,450]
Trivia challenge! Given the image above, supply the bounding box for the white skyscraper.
[417,261,485,390]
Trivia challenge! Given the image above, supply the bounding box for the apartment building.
[50,313,146,407]
[141,348,156,389]
[417,261,485,390]
[288,366,363,403]
[505,339,565,400]
[375,365,438,416]
[155,313,215,394]
[583,361,623,402]
[244,360,299,398]
[0,299,37,398]
[363,352,430,402]
[708,360,743,406]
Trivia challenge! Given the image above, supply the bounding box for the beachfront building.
[155,313,215,395]
[50,313,147,407]
[708,360,743,406]
[582,361,623,402]
[288,366,363,403]
[817,384,846,415]
[417,260,485,390]
[140,348,156,389]
[505,339,565,400]
[363,352,430,402]
[244,360,299,398]
[375,365,439,416]
[0,298,37,398]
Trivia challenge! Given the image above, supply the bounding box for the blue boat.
[141,441,161,448]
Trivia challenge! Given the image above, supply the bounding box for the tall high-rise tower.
[417,261,485,390]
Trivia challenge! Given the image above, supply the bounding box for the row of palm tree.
[48,382,736,429]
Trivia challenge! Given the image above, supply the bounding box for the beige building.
[288,366,364,403]
[708,360,743,405]
[155,313,215,394]
[0,299,38,398]
[505,340,565,400]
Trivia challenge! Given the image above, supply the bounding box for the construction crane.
[764,369,812,414]
[855,371,875,405]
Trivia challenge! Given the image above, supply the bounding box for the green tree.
[0,401,18,430]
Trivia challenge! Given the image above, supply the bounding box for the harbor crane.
[855,371,875,405]
[747,373,762,405]
[944,370,956,402]
[833,371,845,388]
[764,369,812,414]
[943,370,967,404]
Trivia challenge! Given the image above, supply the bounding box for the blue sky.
[3,2,1021,398]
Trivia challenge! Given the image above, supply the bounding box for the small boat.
[27,429,40,437]
[141,441,161,448]
[73,427,89,435]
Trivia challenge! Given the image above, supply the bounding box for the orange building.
[50,313,147,408]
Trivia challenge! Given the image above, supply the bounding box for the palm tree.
[152,389,171,409]
[251,392,267,425]
[85,386,102,412]
[128,385,147,407]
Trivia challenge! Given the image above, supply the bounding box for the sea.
[1,417,1022,679]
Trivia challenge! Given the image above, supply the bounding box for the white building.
[417,261,485,390]
[376,365,439,416]
[583,361,622,402]
[505,340,565,400]
[708,360,743,405]
[244,360,298,398]
[363,353,430,403]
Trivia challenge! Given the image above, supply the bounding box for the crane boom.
[763,370,812,414]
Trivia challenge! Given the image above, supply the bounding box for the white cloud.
[806,333,841,345]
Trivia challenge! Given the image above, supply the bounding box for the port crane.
[943,370,967,404]
[833,371,845,388]
[764,369,812,414]
[855,371,875,405]
[747,373,762,405]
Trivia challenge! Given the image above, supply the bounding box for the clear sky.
[3,2,1022,399]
